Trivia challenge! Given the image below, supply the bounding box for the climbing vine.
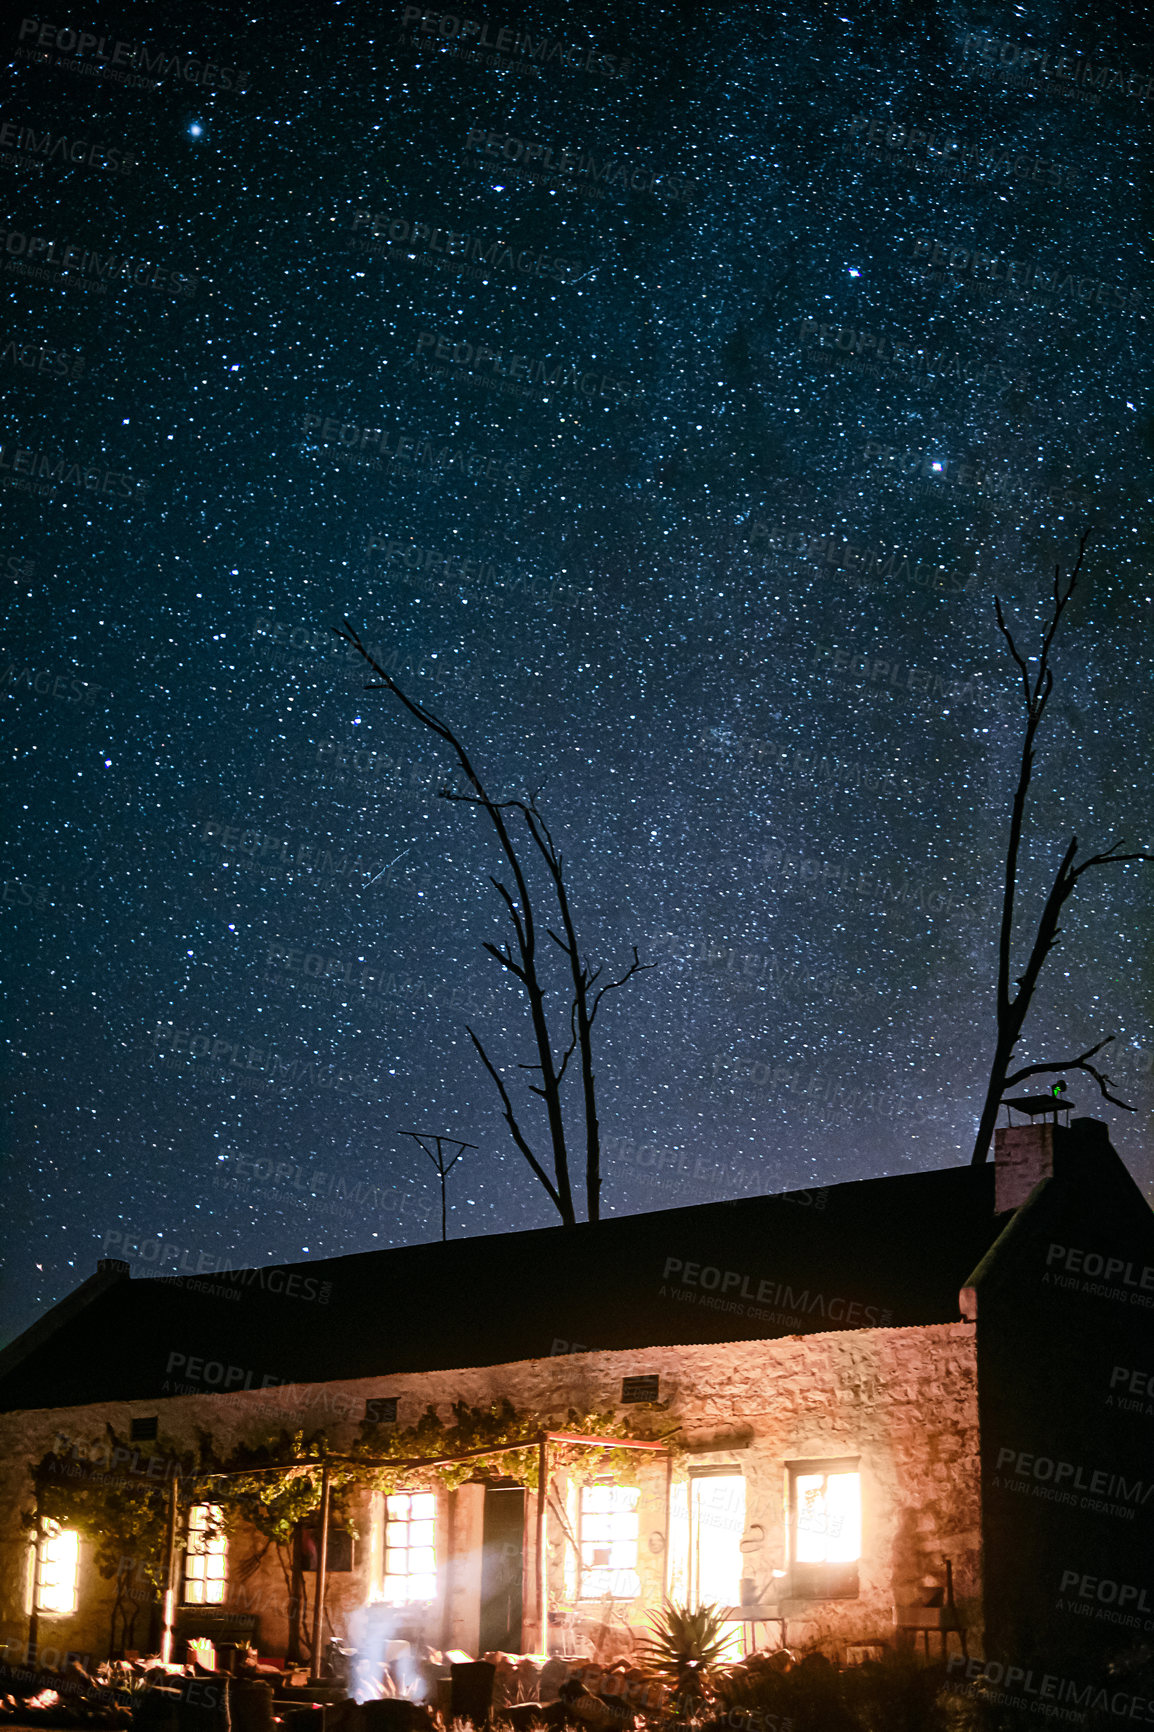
[26,1400,678,1565]
[351,1397,680,1491]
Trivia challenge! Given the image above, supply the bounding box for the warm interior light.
[579,1483,639,1599]
[36,1524,79,1615]
[793,1471,861,1564]
[690,1475,745,1607]
[184,1504,227,1605]
[381,1491,437,1604]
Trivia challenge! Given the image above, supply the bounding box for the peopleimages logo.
[351,208,584,284]
[400,7,631,80]
[1059,1567,1154,1617]
[947,1654,1154,1725]
[660,1256,892,1327]
[100,1229,334,1304]
[0,118,136,174]
[164,1351,287,1390]
[0,225,199,297]
[993,1444,1154,1521]
[2,336,85,379]
[1044,1240,1154,1306]
[463,125,700,204]
[0,439,148,500]
[961,31,1153,107]
[16,19,250,91]
[415,329,645,405]
[908,235,1144,312]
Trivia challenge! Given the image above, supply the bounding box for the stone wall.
[0,1322,981,1668]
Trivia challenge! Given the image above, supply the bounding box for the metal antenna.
[401,1131,477,1241]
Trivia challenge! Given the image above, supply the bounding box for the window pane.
[794,1470,861,1565]
[794,1473,826,1563]
[578,1486,640,1600]
[377,1495,437,1603]
[691,1475,744,1607]
[36,1527,79,1615]
[184,1504,227,1605]
[825,1473,861,1562]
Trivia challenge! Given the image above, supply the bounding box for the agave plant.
[636,1602,733,1719]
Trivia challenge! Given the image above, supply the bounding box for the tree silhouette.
[971,534,1154,1164]
[335,622,650,1222]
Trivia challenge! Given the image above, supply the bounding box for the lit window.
[690,1473,745,1608]
[382,1492,437,1604]
[34,1523,79,1615]
[788,1461,861,1598]
[579,1484,639,1599]
[183,1504,227,1605]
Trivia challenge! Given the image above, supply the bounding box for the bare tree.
[334,622,650,1222]
[971,534,1154,1164]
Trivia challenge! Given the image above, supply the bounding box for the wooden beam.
[27,1498,42,1670]
[308,1463,332,1685]
[544,1432,669,1451]
[662,1448,673,1602]
[536,1437,547,1655]
[160,1475,179,1664]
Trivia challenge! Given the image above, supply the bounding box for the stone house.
[0,1118,1151,1685]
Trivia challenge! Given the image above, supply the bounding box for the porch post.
[308,1464,332,1684]
[27,1496,42,1670]
[662,1449,673,1601]
[535,1437,547,1655]
[160,1474,179,1663]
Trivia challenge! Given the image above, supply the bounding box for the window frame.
[687,1466,746,1610]
[576,1480,641,1602]
[379,1489,438,1606]
[181,1503,228,1607]
[31,1520,80,1616]
[786,1456,861,1601]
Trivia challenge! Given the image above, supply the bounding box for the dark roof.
[0,1160,1005,1412]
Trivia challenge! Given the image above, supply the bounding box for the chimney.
[994,1122,1054,1212]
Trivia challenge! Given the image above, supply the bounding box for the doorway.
[479,1486,525,1654]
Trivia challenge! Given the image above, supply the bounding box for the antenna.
[400,1132,478,1241]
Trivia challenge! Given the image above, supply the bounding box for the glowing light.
[579,1483,640,1599]
[794,1471,861,1563]
[690,1473,745,1605]
[34,1524,79,1614]
[380,1492,437,1603]
[184,1504,227,1604]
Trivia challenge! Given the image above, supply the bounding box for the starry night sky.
[3,0,1153,1347]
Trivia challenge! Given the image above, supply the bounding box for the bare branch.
[489,877,528,953]
[467,1028,564,1213]
[1037,529,1091,673]
[337,623,646,1221]
[1005,1036,1135,1111]
[972,534,1099,1163]
[481,941,526,982]
[1006,835,1080,1014]
[994,596,1033,709]
[554,1003,579,1087]
[338,625,576,1220]
[590,949,657,1024]
[1068,844,1154,884]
